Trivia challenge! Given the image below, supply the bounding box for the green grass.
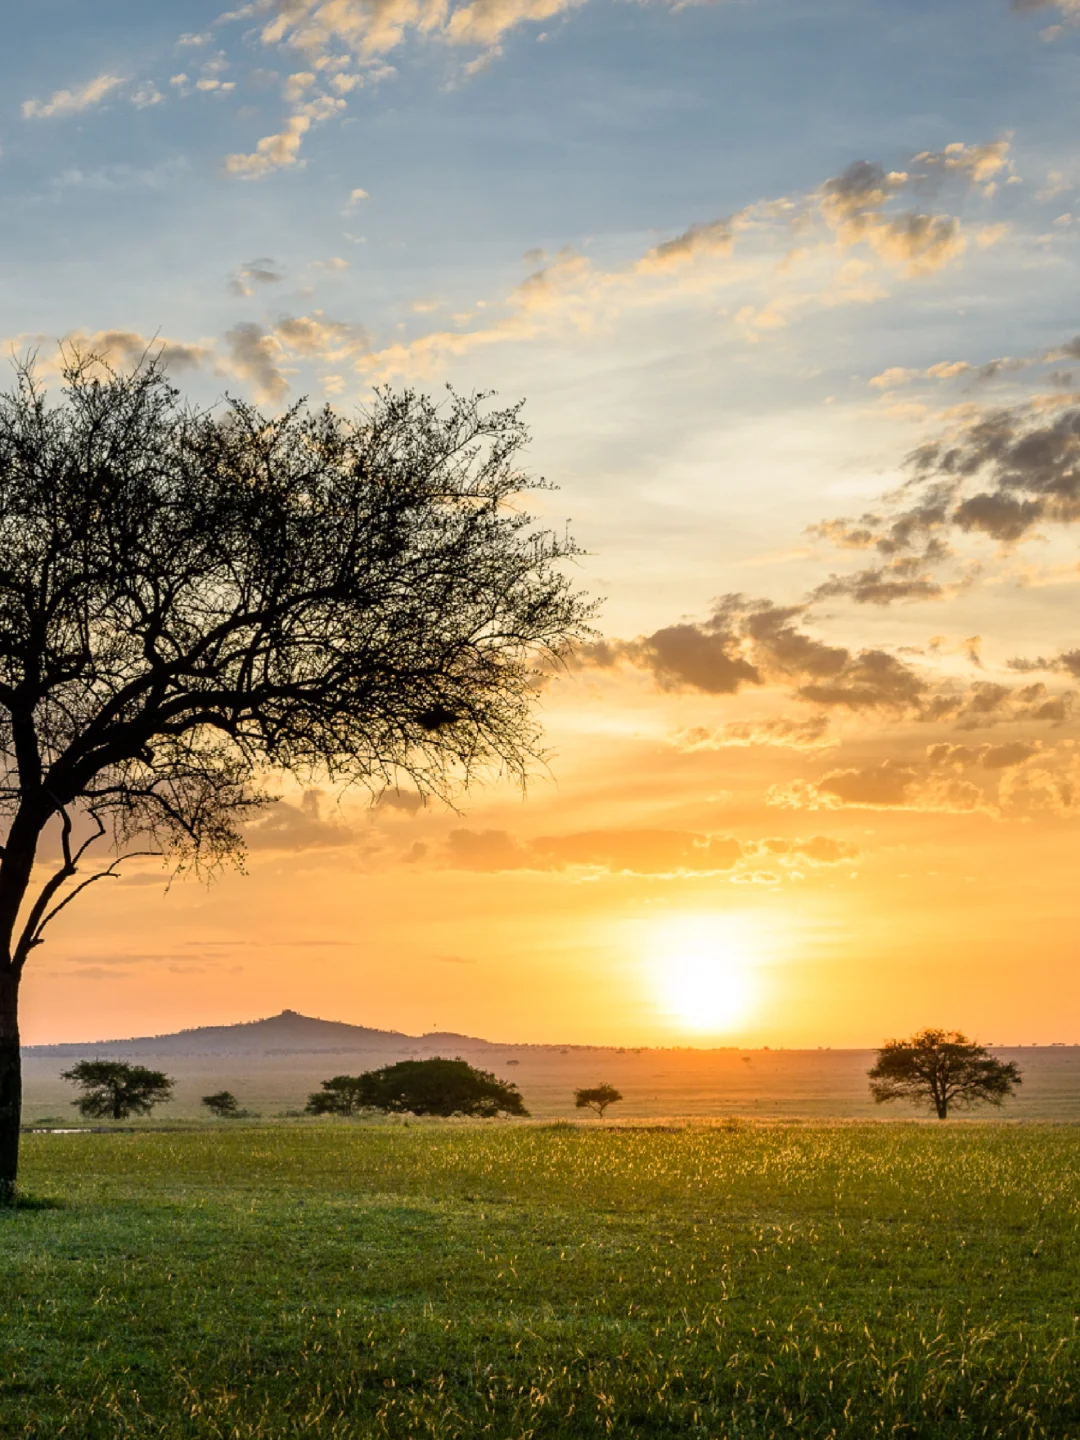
[3,1122,1080,1438]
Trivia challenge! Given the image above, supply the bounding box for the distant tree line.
[57,1032,1023,1127]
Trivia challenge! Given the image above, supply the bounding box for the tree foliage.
[0,351,590,1196]
[868,1029,1022,1119]
[61,1060,174,1120]
[202,1090,247,1118]
[305,1075,371,1117]
[574,1083,623,1118]
[308,1058,528,1118]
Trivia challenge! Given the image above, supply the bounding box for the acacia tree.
[202,1090,247,1119]
[352,1057,529,1117]
[573,1083,622,1118]
[0,355,591,1200]
[868,1029,1022,1119]
[62,1060,173,1120]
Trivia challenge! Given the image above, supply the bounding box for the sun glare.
[649,914,762,1033]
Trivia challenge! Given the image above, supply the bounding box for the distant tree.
[305,1075,371,1117]
[61,1060,173,1121]
[868,1029,1022,1119]
[202,1090,246,1119]
[0,353,591,1201]
[574,1083,623,1118]
[314,1058,529,1118]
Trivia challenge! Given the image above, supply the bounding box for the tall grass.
[3,1122,1079,1437]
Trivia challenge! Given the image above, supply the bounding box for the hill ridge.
[22,1008,609,1057]
[24,1008,490,1057]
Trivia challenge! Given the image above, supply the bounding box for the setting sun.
[650,915,762,1033]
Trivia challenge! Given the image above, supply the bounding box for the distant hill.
[23,1009,493,1057]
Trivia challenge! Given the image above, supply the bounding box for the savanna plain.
[4,1121,1080,1439]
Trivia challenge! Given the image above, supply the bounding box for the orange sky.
[22,642,1080,1047]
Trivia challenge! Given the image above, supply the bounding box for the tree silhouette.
[309,1058,528,1118]
[61,1060,173,1120]
[574,1083,623,1118]
[868,1029,1022,1119]
[305,1075,371,1116]
[0,353,590,1199]
[202,1090,246,1118]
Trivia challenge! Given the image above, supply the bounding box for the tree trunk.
[0,969,21,1202]
[936,1097,948,1119]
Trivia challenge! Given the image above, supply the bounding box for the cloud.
[4,312,366,411]
[927,740,1041,769]
[1009,649,1080,680]
[818,159,968,277]
[812,379,1080,610]
[224,112,316,177]
[1012,0,1080,28]
[244,792,353,850]
[998,759,1079,815]
[22,73,125,119]
[757,835,859,864]
[2,330,215,380]
[131,81,165,108]
[636,218,736,274]
[534,829,743,874]
[819,761,919,807]
[910,403,1080,543]
[439,826,857,876]
[769,763,992,815]
[443,826,743,875]
[274,312,368,358]
[229,257,283,296]
[605,621,762,695]
[223,322,289,402]
[375,787,426,814]
[583,596,930,713]
[355,141,1004,378]
[670,715,833,751]
[810,555,951,606]
[737,600,929,711]
[910,139,1013,192]
[445,0,589,46]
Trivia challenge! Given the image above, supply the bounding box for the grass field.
[4,1122,1080,1438]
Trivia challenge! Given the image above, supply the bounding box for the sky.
[5,0,1080,1048]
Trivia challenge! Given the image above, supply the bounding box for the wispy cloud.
[342,141,1010,378]
[22,73,125,119]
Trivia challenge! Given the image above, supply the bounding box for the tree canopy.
[305,1075,371,1117]
[61,1060,174,1121]
[0,353,590,1199]
[574,1083,623,1118]
[309,1058,528,1118]
[868,1029,1022,1119]
[202,1090,247,1119]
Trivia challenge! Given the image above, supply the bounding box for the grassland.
[23,1043,1080,1123]
[4,1121,1080,1438]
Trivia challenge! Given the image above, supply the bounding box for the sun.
[649,914,761,1033]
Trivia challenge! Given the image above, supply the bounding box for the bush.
[202,1091,254,1119]
[308,1058,528,1118]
